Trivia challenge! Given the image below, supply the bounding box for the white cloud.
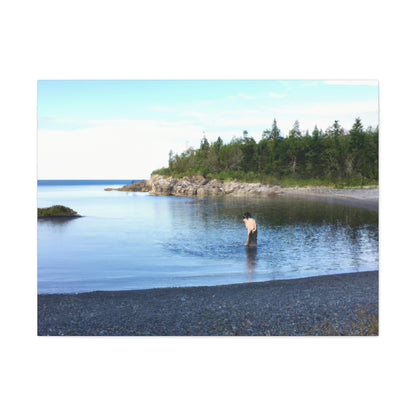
[192,98,378,137]
[273,99,378,117]
[38,120,205,179]
[265,99,378,132]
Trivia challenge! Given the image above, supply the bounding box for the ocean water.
[37,180,379,294]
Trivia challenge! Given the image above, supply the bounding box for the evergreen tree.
[212,136,223,153]
[286,120,303,173]
[288,120,302,139]
[326,120,344,139]
[349,117,365,173]
[312,125,320,141]
[241,133,257,173]
[270,118,281,140]
[168,149,174,170]
[200,136,210,152]
[153,117,378,186]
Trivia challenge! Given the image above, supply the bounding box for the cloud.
[38,120,205,179]
[275,99,379,117]
[258,99,378,134]
[38,116,103,130]
[177,96,378,140]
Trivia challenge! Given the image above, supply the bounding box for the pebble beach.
[38,271,378,336]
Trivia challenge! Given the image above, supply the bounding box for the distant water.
[37,180,378,294]
[38,179,139,186]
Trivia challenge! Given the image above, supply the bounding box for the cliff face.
[107,175,284,198]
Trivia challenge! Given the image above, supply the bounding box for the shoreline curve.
[106,175,378,212]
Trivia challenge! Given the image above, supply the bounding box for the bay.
[37,180,378,294]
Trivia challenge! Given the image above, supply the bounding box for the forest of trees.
[152,117,378,187]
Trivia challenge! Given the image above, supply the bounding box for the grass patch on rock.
[38,205,81,218]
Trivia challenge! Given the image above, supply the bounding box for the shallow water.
[37,181,378,293]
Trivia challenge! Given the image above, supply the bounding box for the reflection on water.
[245,246,257,280]
[37,217,81,232]
[38,217,81,225]
[38,184,378,293]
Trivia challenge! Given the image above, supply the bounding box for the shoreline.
[38,215,83,219]
[106,176,378,212]
[38,270,378,336]
[281,187,379,211]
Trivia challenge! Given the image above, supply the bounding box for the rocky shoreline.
[105,174,285,197]
[105,175,379,211]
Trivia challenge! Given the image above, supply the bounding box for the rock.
[105,180,152,192]
[147,175,283,198]
[38,205,82,218]
[105,175,284,198]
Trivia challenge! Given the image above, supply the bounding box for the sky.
[38,80,378,179]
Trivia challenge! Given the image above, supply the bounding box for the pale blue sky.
[38,80,378,179]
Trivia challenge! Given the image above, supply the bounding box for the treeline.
[152,118,378,187]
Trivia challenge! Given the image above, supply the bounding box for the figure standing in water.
[243,212,257,246]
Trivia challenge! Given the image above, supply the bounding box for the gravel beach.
[38,271,378,336]
[282,186,379,211]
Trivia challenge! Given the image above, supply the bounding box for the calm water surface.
[38,180,378,294]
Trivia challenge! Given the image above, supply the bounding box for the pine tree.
[288,120,301,139]
[326,120,344,139]
[270,118,281,140]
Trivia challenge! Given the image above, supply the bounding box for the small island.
[38,205,82,218]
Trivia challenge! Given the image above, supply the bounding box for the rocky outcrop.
[38,205,82,218]
[104,176,378,210]
[107,175,284,198]
[105,180,152,192]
